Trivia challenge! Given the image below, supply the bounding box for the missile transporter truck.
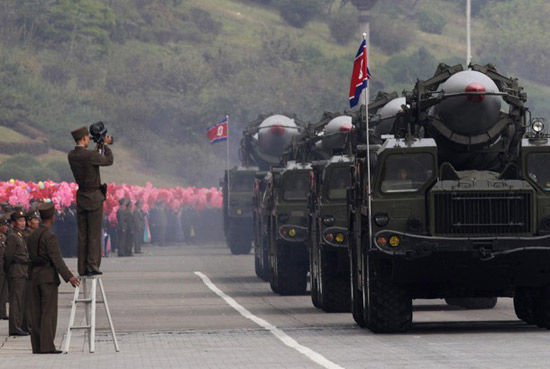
[309,93,401,312]
[264,113,350,296]
[249,115,304,279]
[348,63,550,333]
[223,114,301,256]
[222,167,258,254]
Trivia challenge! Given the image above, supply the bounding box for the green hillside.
[0,0,548,186]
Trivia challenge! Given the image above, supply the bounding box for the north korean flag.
[349,38,372,108]
[207,117,228,144]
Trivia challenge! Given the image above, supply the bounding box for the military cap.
[71,126,89,141]
[0,214,10,225]
[38,202,55,219]
[26,209,40,220]
[10,210,26,222]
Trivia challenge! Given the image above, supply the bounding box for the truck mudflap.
[372,230,550,260]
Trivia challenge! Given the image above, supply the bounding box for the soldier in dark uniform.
[4,210,30,336]
[24,209,40,243]
[157,201,168,246]
[0,215,9,320]
[68,126,113,276]
[116,199,128,257]
[28,203,79,354]
[133,200,145,254]
[124,200,134,257]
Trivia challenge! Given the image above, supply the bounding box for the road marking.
[194,271,345,369]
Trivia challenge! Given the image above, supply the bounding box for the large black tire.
[227,231,252,255]
[514,287,538,325]
[445,297,498,310]
[270,242,308,295]
[310,245,321,308]
[318,248,350,313]
[254,243,266,280]
[365,256,412,333]
[534,286,550,329]
[349,214,366,327]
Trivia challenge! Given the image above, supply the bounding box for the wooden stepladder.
[62,276,120,353]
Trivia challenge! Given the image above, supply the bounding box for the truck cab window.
[528,153,550,191]
[380,153,434,193]
[284,172,309,200]
[327,167,350,200]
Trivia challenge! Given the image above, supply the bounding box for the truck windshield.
[283,172,309,200]
[230,173,254,192]
[327,167,350,200]
[528,153,550,191]
[380,153,434,193]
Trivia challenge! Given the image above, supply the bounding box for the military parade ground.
[0,242,548,368]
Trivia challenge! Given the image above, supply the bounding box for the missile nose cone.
[270,124,285,136]
[465,82,486,102]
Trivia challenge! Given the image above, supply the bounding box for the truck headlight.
[322,215,335,226]
[532,120,545,133]
[374,213,389,227]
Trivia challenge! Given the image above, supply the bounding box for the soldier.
[124,200,134,257]
[68,126,114,276]
[116,199,128,257]
[28,203,79,354]
[0,215,9,320]
[4,210,30,336]
[133,200,145,254]
[24,209,41,243]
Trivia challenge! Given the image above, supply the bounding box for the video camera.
[89,121,114,145]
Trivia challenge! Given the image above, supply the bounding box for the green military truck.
[267,162,313,295]
[310,155,353,311]
[222,167,257,254]
[349,63,550,333]
[223,114,301,256]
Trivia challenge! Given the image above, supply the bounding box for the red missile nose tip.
[339,123,352,132]
[465,82,486,102]
[270,124,285,136]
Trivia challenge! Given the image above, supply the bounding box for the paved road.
[1,242,549,368]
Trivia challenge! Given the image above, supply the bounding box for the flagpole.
[226,115,230,207]
[363,31,373,251]
[466,0,472,66]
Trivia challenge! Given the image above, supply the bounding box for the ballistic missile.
[256,114,301,156]
[431,70,502,145]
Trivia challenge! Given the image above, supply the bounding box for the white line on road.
[194,271,345,369]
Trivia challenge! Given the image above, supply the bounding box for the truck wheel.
[365,256,412,333]
[254,244,265,280]
[349,218,366,327]
[319,248,350,313]
[445,297,498,310]
[534,286,550,329]
[227,233,252,255]
[514,287,538,325]
[310,245,321,308]
[270,242,307,295]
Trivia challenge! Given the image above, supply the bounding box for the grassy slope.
[2,0,549,186]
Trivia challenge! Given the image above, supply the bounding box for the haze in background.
[0,0,547,186]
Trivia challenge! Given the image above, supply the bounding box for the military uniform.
[0,217,9,320]
[116,199,127,257]
[133,204,145,254]
[5,211,30,335]
[28,203,75,353]
[124,202,134,256]
[68,126,113,275]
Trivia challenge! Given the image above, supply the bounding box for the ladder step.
[70,325,91,330]
[75,299,105,304]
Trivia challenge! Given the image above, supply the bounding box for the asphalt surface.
[1,242,549,368]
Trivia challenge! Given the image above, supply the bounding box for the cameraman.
[68,126,113,276]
